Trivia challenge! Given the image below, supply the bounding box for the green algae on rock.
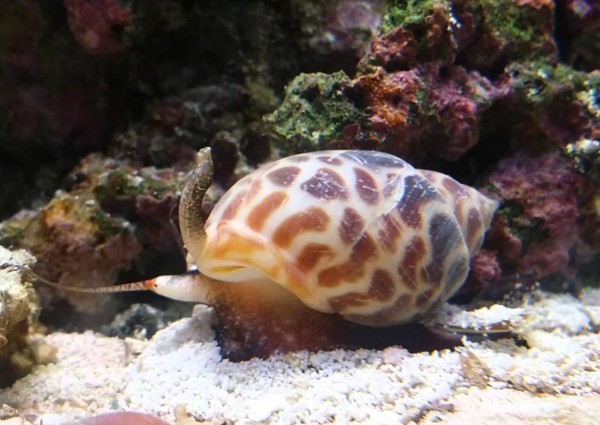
[377,0,459,67]
[507,61,600,148]
[265,71,367,154]
[377,0,556,70]
[267,64,504,161]
[466,0,556,68]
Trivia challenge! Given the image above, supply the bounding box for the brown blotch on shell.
[442,176,465,196]
[398,174,442,228]
[353,167,379,205]
[379,215,402,253]
[246,192,287,231]
[398,235,425,289]
[296,243,333,272]
[328,269,396,312]
[421,213,462,284]
[339,207,364,245]
[273,207,329,248]
[350,233,378,263]
[301,168,348,200]
[369,269,396,301]
[397,293,413,307]
[267,166,302,187]
[318,262,363,287]
[415,288,436,308]
[221,189,247,220]
[319,231,377,287]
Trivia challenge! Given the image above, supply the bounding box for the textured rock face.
[0,249,34,345]
[0,154,199,314]
[0,246,39,387]
[559,0,600,71]
[488,153,590,278]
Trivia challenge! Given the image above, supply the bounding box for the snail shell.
[183,150,498,327]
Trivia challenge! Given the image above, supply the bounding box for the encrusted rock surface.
[0,246,41,387]
[0,154,201,314]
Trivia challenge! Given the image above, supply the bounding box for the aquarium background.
[0,1,599,424]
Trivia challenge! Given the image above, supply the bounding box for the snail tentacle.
[179,147,213,266]
[23,266,152,293]
[28,265,217,304]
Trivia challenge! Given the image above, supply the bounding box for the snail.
[29,149,498,358]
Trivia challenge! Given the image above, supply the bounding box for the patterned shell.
[200,150,498,326]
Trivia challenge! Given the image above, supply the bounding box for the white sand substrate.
[1,288,599,425]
